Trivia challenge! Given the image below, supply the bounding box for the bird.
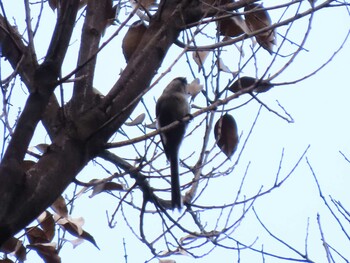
[156,77,190,209]
[122,20,147,62]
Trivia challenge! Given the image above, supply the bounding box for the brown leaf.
[0,237,26,262]
[56,216,99,249]
[51,196,68,218]
[214,114,239,158]
[26,227,50,244]
[28,243,61,263]
[125,113,145,126]
[37,211,55,242]
[244,3,276,54]
[59,217,84,237]
[122,21,147,62]
[217,15,245,37]
[228,76,273,93]
[80,230,100,249]
[0,259,15,263]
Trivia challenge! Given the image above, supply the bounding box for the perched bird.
[156,77,190,209]
[244,3,276,54]
[122,20,147,62]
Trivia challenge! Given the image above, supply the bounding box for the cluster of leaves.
[0,192,98,263]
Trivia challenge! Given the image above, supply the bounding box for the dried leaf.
[37,211,55,242]
[187,78,203,100]
[55,215,99,249]
[90,182,124,197]
[217,15,246,37]
[65,217,84,236]
[192,50,210,72]
[28,243,60,263]
[26,227,50,244]
[61,238,85,249]
[80,230,100,249]
[51,196,68,218]
[122,21,147,62]
[228,76,273,93]
[216,58,236,74]
[244,3,276,54]
[146,121,157,129]
[0,237,26,262]
[125,113,145,126]
[214,114,239,158]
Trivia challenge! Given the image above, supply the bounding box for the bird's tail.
[170,152,181,210]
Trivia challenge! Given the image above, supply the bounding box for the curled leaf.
[214,114,239,158]
[37,211,55,242]
[217,15,247,37]
[192,50,210,72]
[228,76,273,93]
[27,243,60,263]
[216,58,237,75]
[125,113,145,126]
[187,78,203,100]
[80,230,100,250]
[54,215,99,249]
[244,3,276,54]
[0,237,26,262]
[26,227,50,244]
[51,196,68,218]
[146,121,157,129]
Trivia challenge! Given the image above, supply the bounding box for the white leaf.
[192,51,210,72]
[187,78,203,100]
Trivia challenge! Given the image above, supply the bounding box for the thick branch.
[0,0,80,243]
[0,15,37,89]
[73,0,111,107]
[0,0,207,245]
